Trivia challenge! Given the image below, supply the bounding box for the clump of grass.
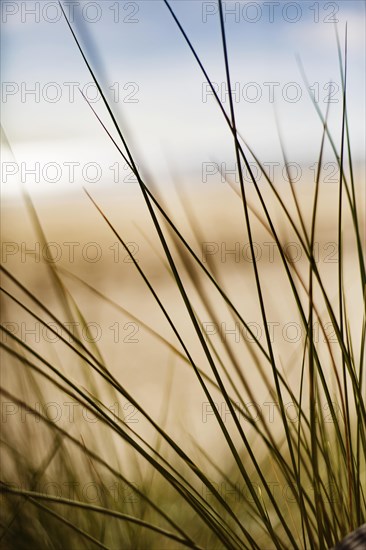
[1,1,365,548]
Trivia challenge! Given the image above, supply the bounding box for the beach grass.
[0,1,365,548]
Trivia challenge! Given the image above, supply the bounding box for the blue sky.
[1,1,365,192]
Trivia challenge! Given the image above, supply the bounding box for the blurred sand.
[1,177,365,463]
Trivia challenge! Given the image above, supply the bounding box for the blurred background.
[1,0,365,196]
[1,0,365,514]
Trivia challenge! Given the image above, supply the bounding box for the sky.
[1,0,365,194]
